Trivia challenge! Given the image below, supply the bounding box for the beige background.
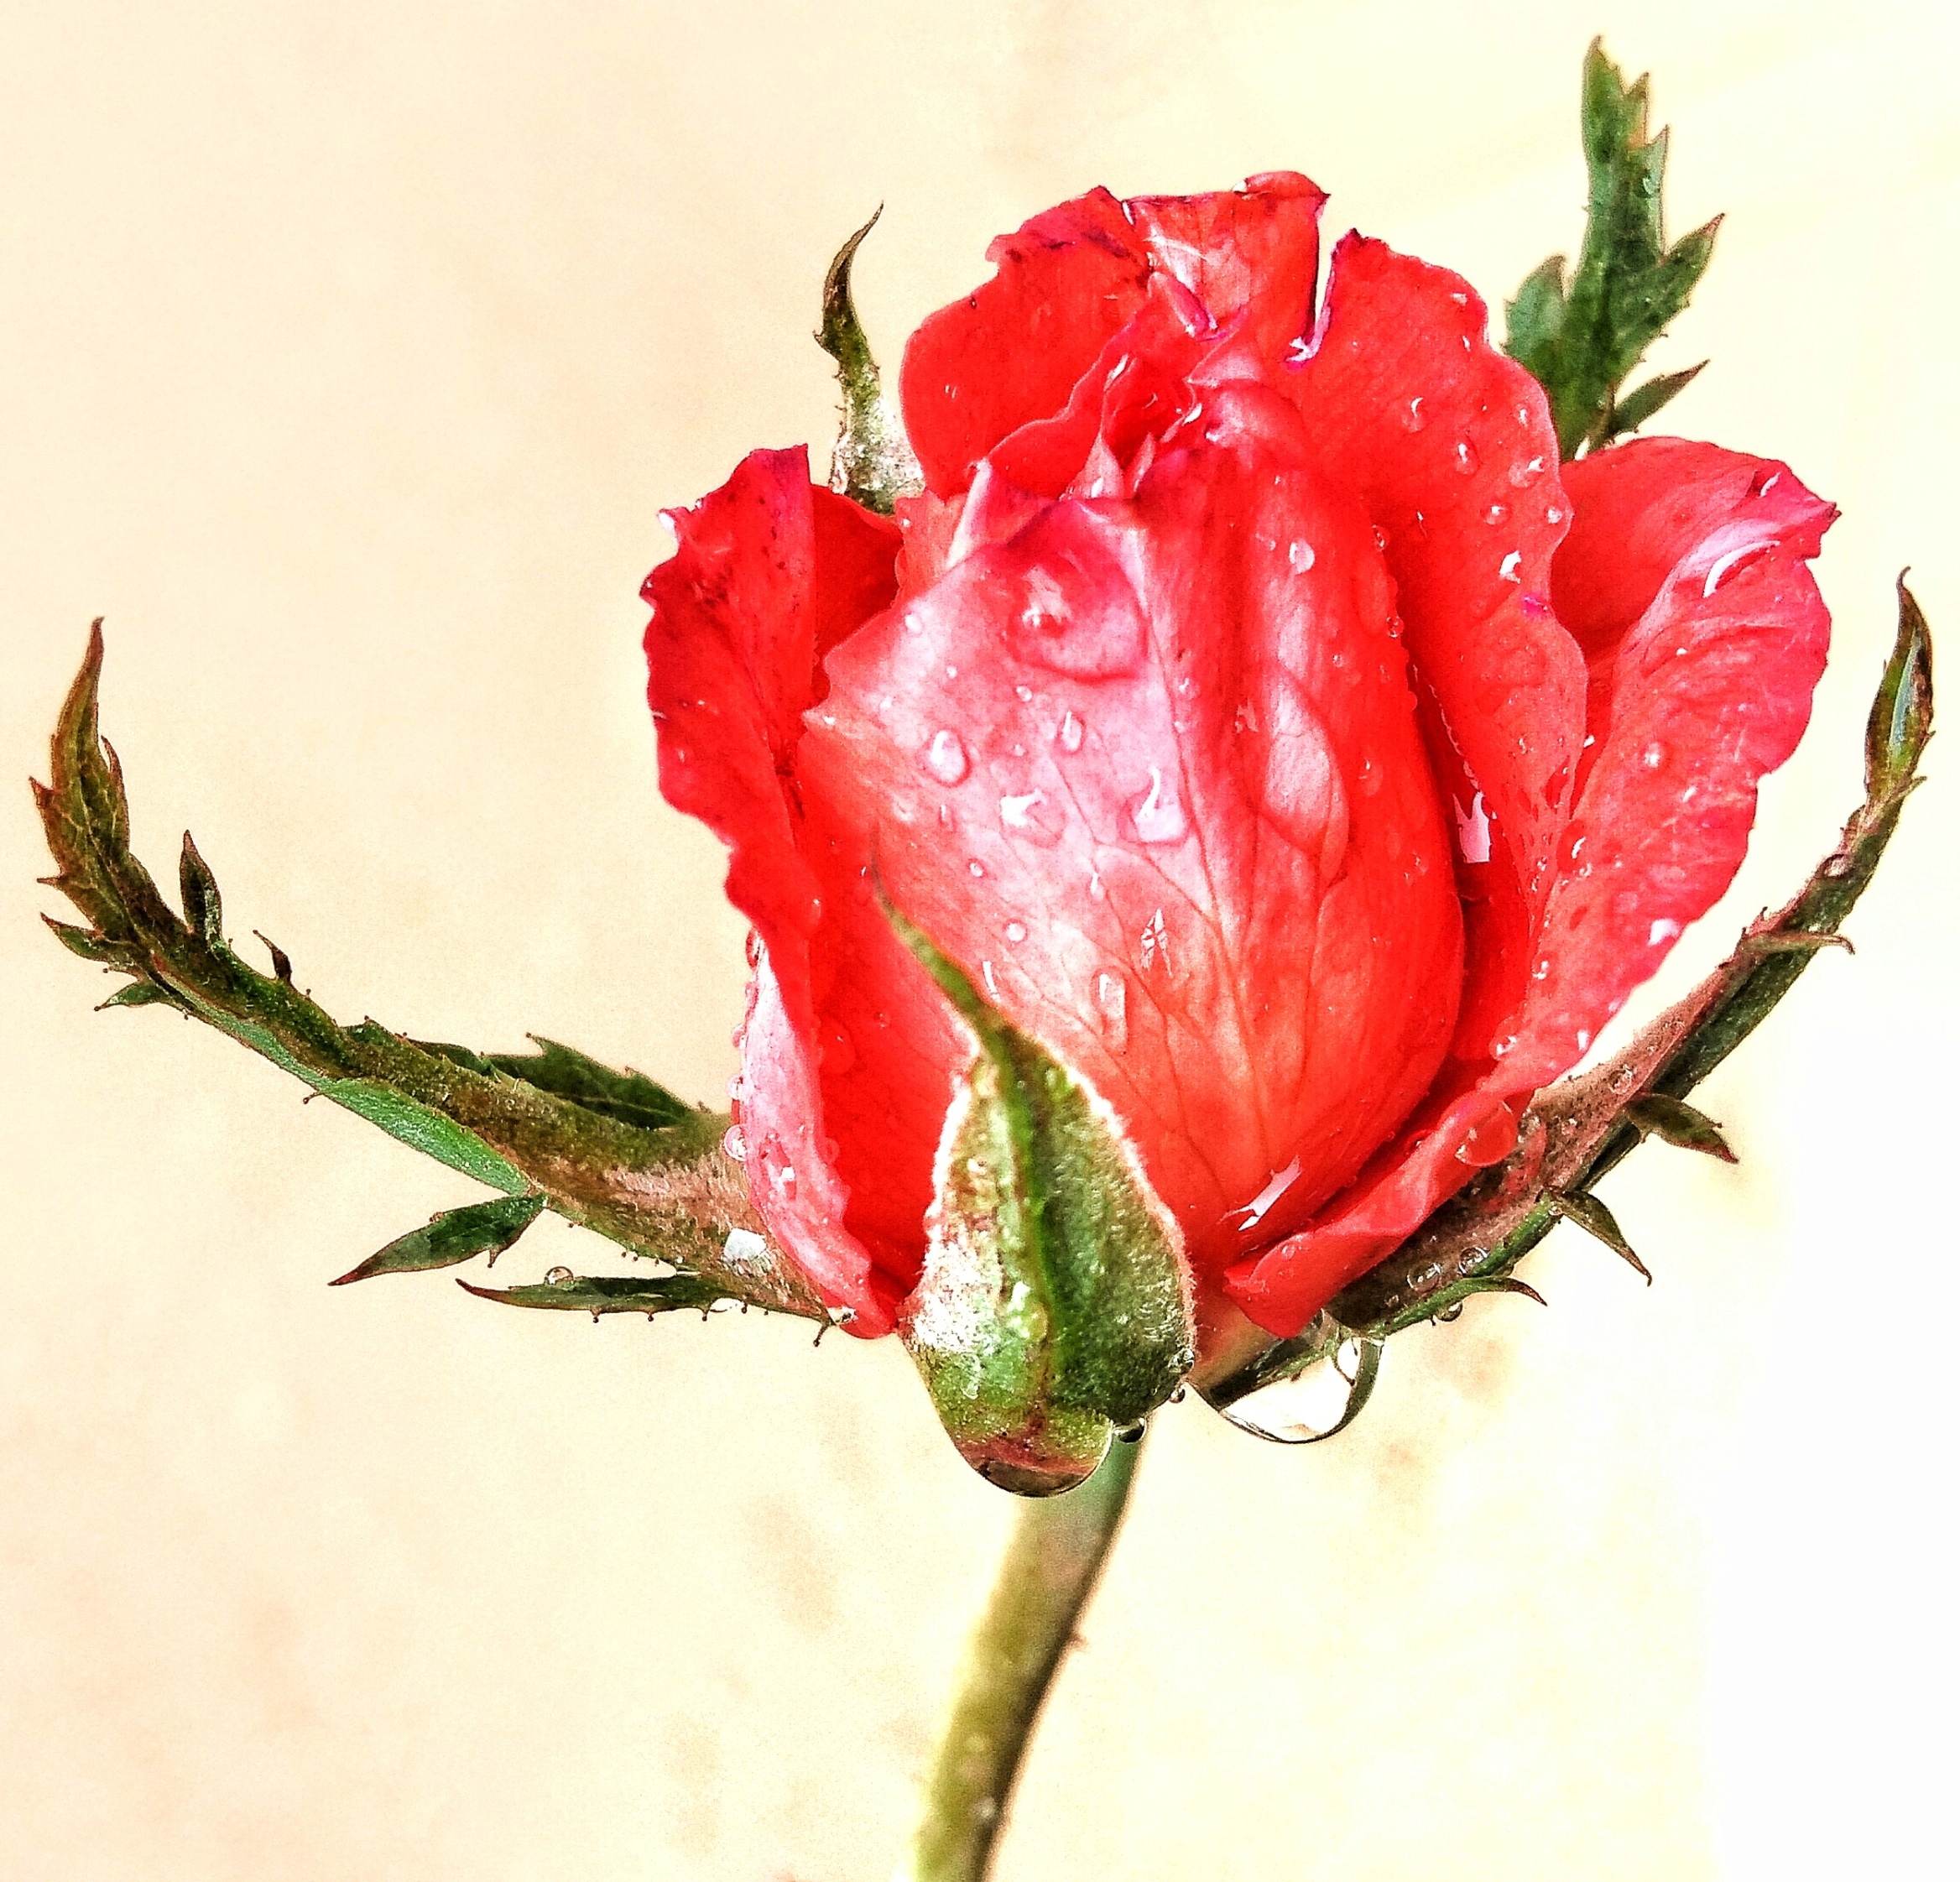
[4,3,1955,1877]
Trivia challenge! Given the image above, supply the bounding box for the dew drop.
[721,1125,747,1164]
[545,1265,576,1287]
[1094,969,1129,1053]
[1499,550,1523,581]
[1451,438,1480,475]
[999,790,1064,846]
[1483,501,1509,526]
[1641,739,1669,769]
[1609,1066,1634,1094]
[922,729,970,785]
[967,858,985,878]
[1056,708,1085,753]
[1372,524,1389,552]
[1509,456,1546,488]
[1129,766,1189,844]
[1401,396,1427,432]
[1546,505,1566,524]
[1003,920,1027,944]
[1289,539,1316,572]
[1648,917,1681,947]
[820,1019,857,1074]
[1014,684,1034,702]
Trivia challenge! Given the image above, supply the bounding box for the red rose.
[644,173,1832,1351]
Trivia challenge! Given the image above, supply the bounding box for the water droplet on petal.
[1609,1066,1635,1094]
[1499,550,1523,581]
[545,1265,576,1287]
[1094,969,1129,1052]
[1129,766,1189,844]
[1648,916,1681,946]
[1289,539,1316,572]
[721,1125,747,1163]
[820,1019,857,1074]
[1056,708,1085,753]
[1641,739,1669,769]
[1372,524,1389,552]
[1401,396,1427,432]
[1003,920,1027,944]
[967,858,986,878]
[922,729,970,785]
[1483,501,1509,526]
[999,790,1064,845]
[1452,438,1480,475]
[1509,456,1546,488]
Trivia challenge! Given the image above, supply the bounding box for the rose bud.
[644,175,1832,1485]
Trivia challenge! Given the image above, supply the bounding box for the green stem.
[907,1431,1147,1882]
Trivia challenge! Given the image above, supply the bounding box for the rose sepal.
[889,903,1196,1496]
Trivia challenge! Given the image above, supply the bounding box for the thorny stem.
[905,1432,1146,1882]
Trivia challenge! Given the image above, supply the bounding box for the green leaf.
[1601,362,1706,441]
[482,1037,695,1134]
[1505,40,1719,458]
[457,1270,738,1317]
[1550,1189,1650,1282]
[816,209,921,516]
[891,908,1195,1496]
[34,625,824,1321]
[1624,1092,1736,1162]
[331,1192,545,1285]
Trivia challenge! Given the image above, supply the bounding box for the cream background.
[3,3,1955,1877]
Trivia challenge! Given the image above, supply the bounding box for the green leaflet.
[331,1193,546,1285]
[1504,39,1721,457]
[456,1270,733,1316]
[891,910,1195,1496]
[816,209,922,516]
[34,623,824,1321]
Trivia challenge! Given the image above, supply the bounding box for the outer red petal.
[1230,437,1835,1336]
[811,379,1462,1280]
[642,447,918,1333]
[1286,234,1588,1061]
[899,177,1327,499]
[1499,439,1836,1090]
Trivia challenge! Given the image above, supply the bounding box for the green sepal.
[890,908,1195,1497]
[331,1192,546,1285]
[1505,39,1719,457]
[816,209,921,516]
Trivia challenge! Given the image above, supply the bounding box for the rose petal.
[1228,440,1835,1336]
[643,448,923,1332]
[812,382,1462,1280]
[1286,234,1588,1064]
[1496,441,1836,1090]
[900,176,1328,499]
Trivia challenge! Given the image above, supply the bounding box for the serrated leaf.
[892,908,1195,1496]
[458,1270,736,1316]
[331,1192,545,1285]
[34,626,819,1320]
[1506,40,1719,457]
[1602,361,1706,441]
[1624,1092,1736,1161]
[816,209,921,516]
